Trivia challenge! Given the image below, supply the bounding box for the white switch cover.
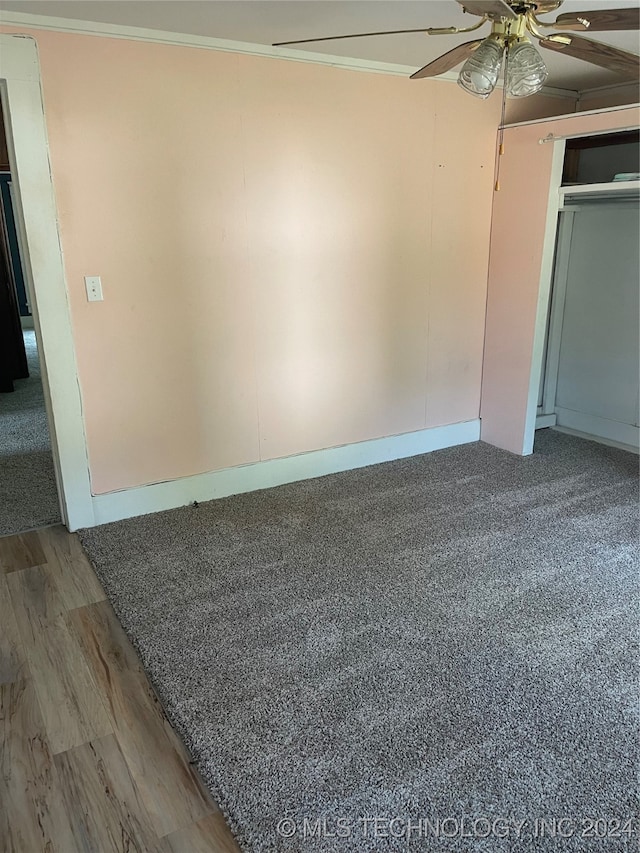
[85,275,103,302]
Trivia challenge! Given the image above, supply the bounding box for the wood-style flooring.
[0,525,241,853]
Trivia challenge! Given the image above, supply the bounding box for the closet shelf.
[559,180,640,199]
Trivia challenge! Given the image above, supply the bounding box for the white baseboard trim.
[554,407,639,452]
[536,413,557,429]
[552,426,639,455]
[90,419,480,527]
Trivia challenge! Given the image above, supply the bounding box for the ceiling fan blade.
[455,1,518,21]
[410,40,483,79]
[539,33,640,78]
[273,27,434,47]
[553,7,640,32]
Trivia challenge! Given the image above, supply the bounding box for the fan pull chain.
[495,47,508,192]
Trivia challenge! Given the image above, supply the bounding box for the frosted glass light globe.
[458,37,504,99]
[506,40,548,98]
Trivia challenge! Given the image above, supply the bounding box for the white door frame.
[524,127,640,453]
[538,196,640,450]
[1,34,94,530]
[538,208,575,420]
[521,137,566,454]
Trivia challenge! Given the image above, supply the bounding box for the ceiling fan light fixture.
[505,39,549,98]
[457,36,503,99]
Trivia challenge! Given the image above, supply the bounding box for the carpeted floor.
[79,430,639,852]
[0,330,60,535]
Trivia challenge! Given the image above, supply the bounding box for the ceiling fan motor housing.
[504,1,565,13]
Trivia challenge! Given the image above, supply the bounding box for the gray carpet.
[0,330,60,536]
[78,430,639,852]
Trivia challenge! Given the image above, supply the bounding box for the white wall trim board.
[504,103,640,129]
[521,137,567,456]
[0,34,95,530]
[541,126,640,143]
[553,413,639,453]
[0,9,575,97]
[535,413,557,430]
[91,419,481,526]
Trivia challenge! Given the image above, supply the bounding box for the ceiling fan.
[273,1,640,99]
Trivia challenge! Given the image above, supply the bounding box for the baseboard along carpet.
[0,330,60,536]
[78,430,639,852]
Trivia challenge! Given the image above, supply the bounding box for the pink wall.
[2,28,502,493]
[481,106,640,454]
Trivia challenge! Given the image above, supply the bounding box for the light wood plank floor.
[0,525,241,853]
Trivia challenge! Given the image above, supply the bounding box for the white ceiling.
[1,0,639,91]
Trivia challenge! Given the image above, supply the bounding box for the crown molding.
[0,10,422,78]
[0,8,578,99]
[579,80,640,98]
[538,85,579,99]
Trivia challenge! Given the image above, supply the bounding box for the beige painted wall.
[3,27,501,494]
[481,106,640,454]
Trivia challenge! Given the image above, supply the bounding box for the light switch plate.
[85,275,103,302]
